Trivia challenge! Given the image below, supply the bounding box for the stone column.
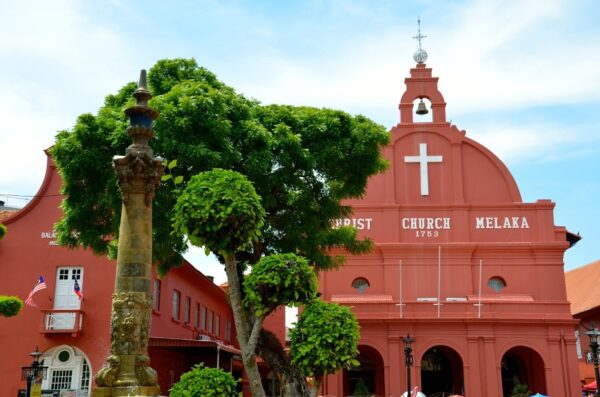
[94,70,163,397]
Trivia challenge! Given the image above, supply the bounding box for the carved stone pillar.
[94,70,163,397]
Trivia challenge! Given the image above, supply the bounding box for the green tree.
[0,224,6,240]
[173,169,267,396]
[51,58,389,395]
[289,300,360,397]
[169,363,238,397]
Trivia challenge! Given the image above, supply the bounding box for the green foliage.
[51,58,389,273]
[173,169,265,257]
[353,378,371,396]
[168,363,238,397]
[0,295,24,317]
[0,223,6,239]
[161,159,184,186]
[510,376,530,397]
[244,253,318,317]
[289,300,360,378]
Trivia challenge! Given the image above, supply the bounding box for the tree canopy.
[289,300,360,397]
[51,58,389,273]
[51,58,389,396]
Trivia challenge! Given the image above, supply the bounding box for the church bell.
[416,99,429,115]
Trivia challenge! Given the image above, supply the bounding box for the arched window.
[488,276,506,293]
[351,277,370,293]
[40,345,92,395]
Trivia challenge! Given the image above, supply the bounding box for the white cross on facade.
[404,143,443,196]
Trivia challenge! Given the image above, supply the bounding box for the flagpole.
[437,245,441,318]
[478,259,483,318]
[399,260,404,318]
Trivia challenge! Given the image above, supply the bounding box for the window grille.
[51,369,73,389]
[80,358,91,391]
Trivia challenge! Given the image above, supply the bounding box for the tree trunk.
[224,254,266,397]
[310,376,322,397]
[257,329,310,397]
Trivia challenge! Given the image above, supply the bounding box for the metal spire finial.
[412,17,428,64]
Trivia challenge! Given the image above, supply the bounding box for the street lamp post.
[403,334,415,397]
[587,328,600,396]
[21,347,48,397]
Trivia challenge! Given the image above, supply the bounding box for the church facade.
[320,62,581,396]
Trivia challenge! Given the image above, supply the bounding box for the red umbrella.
[583,380,597,391]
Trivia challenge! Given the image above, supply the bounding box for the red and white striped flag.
[25,276,47,307]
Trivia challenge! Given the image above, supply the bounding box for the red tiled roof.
[149,337,240,354]
[0,210,16,222]
[565,260,600,315]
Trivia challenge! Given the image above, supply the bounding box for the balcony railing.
[40,309,84,336]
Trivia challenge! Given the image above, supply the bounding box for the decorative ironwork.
[413,17,428,64]
[403,334,415,397]
[21,347,48,397]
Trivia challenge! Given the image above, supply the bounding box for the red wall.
[0,154,270,396]
[320,63,580,397]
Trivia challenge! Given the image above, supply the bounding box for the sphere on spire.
[413,49,428,64]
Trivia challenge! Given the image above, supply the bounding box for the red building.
[566,260,600,388]
[0,152,285,396]
[319,61,581,396]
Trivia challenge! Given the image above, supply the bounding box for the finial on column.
[138,69,148,90]
[413,17,428,64]
[131,69,153,109]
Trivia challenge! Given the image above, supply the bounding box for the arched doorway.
[343,345,384,397]
[39,345,92,396]
[501,346,546,397]
[420,345,464,396]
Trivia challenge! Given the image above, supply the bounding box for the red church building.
[319,59,581,396]
[0,152,283,396]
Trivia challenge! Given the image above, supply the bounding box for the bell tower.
[398,18,447,125]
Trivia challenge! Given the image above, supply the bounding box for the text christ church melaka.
[321,49,580,397]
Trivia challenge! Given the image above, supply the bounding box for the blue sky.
[1,0,599,281]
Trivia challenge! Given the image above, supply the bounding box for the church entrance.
[420,346,464,397]
[501,346,546,397]
[343,345,384,397]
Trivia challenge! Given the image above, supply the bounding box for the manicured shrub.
[169,363,238,397]
[0,296,24,317]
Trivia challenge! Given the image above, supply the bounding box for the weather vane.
[413,17,428,64]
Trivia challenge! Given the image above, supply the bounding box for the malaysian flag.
[73,279,83,300]
[25,276,47,307]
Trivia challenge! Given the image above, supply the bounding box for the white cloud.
[467,123,578,165]
[235,0,600,119]
[2,0,599,203]
[0,1,137,198]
